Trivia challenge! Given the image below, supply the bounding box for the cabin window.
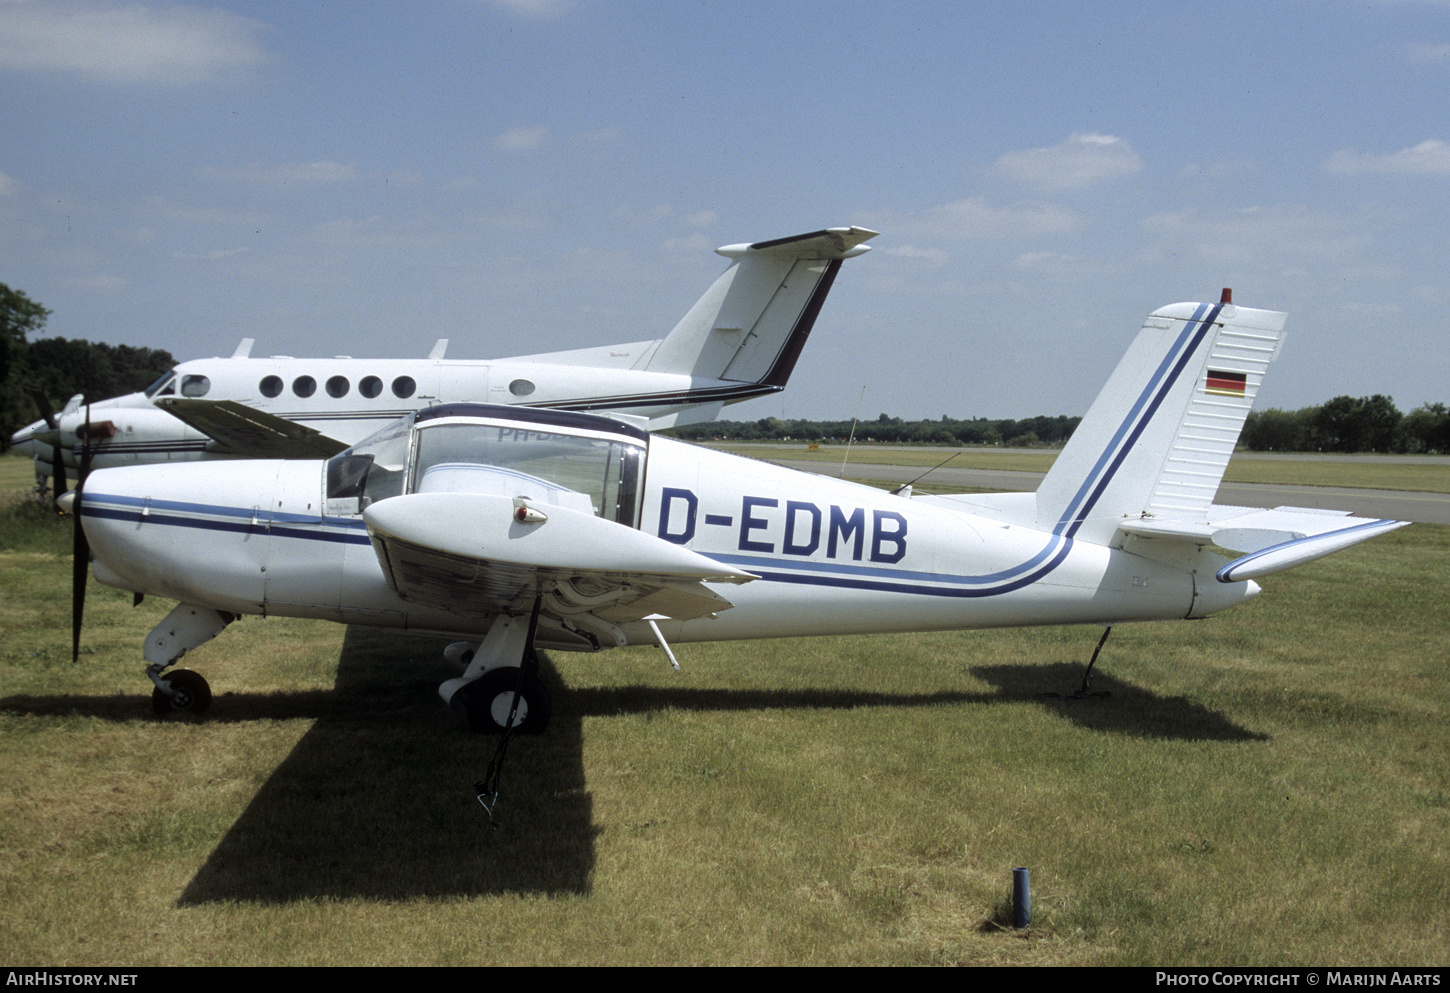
[260,375,283,398]
[324,417,412,515]
[293,375,317,398]
[326,375,350,398]
[509,379,536,397]
[180,375,211,398]
[360,376,382,399]
[392,376,416,399]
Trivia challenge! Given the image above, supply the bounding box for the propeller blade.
[50,443,68,505]
[71,479,88,663]
[70,404,95,663]
[28,390,69,504]
[29,390,58,430]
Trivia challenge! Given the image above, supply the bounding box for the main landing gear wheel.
[459,668,552,735]
[151,668,212,717]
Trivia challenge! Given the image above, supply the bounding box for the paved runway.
[771,461,1450,525]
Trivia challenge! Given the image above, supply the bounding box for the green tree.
[1,283,51,383]
[1,283,175,449]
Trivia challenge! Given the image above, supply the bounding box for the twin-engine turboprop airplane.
[13,227,876,483]
[67,293,1407,731]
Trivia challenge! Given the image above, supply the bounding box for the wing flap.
[156,397,349,458]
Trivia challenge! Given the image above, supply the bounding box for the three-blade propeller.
[40,394,95,663]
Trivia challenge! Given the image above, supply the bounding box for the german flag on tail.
[1206,370,1247,397]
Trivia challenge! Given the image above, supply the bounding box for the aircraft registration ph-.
[13,226,876,482]
[65,292,1407,734]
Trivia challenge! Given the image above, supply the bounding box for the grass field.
[1,454,1446,966]
[707,443,1450,493]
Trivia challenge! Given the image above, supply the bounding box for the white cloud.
[492,125,550,153]
[0,171,20,196]
[858,196,1081,240]
[686,209,717,229]
[1323,139,1450,175]
[0,0,269,84]
[993,132,1143,190]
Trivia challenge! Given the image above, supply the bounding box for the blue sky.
[2,0,1447,422]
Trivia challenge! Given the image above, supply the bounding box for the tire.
[151,668,212,717]
[459,668,552,735]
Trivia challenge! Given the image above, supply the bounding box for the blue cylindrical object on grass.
[1013,866,1031,928]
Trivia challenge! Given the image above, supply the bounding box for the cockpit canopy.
[324,404,648,527]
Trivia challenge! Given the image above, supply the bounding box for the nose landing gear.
[149,667,212,716]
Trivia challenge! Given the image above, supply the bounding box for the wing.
[363,492,755,637]
[156,397,350,459]
[1118,505,1408,582]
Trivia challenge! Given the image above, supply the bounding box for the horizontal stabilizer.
[1211,512,1407,582]
[156,398,350,459]
[1118,504,1409,581]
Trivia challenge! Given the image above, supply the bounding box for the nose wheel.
[456,667,551,735]
[150,668,212,717]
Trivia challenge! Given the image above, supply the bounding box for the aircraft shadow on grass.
[3,629,1264,904]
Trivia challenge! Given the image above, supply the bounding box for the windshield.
[144,371,177,398]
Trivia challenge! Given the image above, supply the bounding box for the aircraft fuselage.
[78,435,1257,653]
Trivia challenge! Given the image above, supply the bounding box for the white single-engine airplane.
[66,292,1407,731]
[13,227,876,483]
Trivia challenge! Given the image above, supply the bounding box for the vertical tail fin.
[644,227,877,384]
[1035,296,1288,545]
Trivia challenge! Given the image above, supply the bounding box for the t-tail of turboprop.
[506,227,877,427]
[643,227,877,388]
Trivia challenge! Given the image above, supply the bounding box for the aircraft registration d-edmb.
[67,293,1407,733]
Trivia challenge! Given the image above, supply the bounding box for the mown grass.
[0,457,1446,965]
[707,443,1450,493]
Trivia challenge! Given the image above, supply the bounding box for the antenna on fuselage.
[839,386,866,478]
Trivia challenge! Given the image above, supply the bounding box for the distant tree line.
[1242,396,1449,454]
[671,396,1450,455]
[1,282,176,449]
[666,412,1082,448]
